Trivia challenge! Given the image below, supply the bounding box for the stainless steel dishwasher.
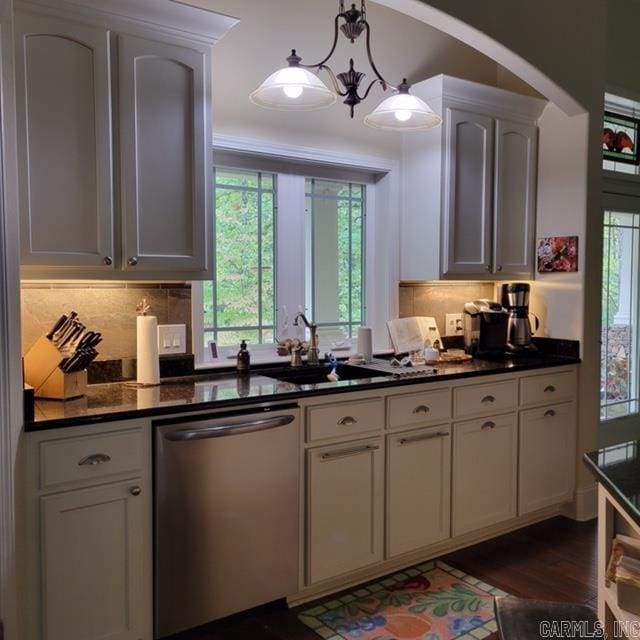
[154,404,300,638]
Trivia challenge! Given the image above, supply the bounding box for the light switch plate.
[445,313,464,336]
[157,324,186,355]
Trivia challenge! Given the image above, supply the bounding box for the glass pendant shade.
[364,90,442,131]
[250,65,336,111]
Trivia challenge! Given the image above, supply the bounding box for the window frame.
[601,194,640,421]
[192,152,380,368]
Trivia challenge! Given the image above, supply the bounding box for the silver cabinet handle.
[399,431,448,445]
[337,416,358,426]
[164,415,295,441]
[544,385,556,393]
[413,405,430,414]
[129,486,142,496]
[481,421,496,430]
[321,444,379,461]
[481,395,496,404]
[544,409,556,417]
[78,453,111,466]
[128,257,138,266]
[103,256,113,266]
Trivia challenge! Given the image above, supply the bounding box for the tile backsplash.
[399,281,496,335]
[21,282,192,360]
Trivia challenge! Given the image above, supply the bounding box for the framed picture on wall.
[537,236,578,273]
[603,111,640,165]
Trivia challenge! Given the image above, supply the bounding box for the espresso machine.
[501,283,538,354]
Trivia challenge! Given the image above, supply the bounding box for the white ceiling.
[184,0,539,159]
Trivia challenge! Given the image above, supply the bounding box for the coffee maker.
[501,283,538,354]
[463,299,509,359]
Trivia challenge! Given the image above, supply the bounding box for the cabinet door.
[442,108,494,277]
[119,34,209,275]
[387,426,451,558]
[452,413,517,536]
[40,480,147,640]
[519,402,576,514]
[307,439,384,584]
[15,13,114,269]
[493,120,537,277]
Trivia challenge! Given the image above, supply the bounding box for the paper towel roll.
[357,327,373,363]
[137,315,160,386]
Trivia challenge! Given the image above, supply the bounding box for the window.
[603,93,640,176]
[305,179,365,344]
[203,168,276,348]
[195,166,369,364]
[601,206,640,420]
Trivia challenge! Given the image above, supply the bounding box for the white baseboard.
[562,483,598,521]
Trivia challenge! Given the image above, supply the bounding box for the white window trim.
[193,141,399,369]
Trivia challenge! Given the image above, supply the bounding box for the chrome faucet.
[293,312,319,366]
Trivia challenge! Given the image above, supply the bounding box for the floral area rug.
[298,560,507,640]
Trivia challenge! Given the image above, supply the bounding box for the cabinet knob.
[496,265,503,272]
[130,486,142,496]
[337,416,357,426]
[128,257,138,267]
[544,409,556,418]
[103,256,113,266]
[544,385,556,393]
[413,405,430,414]
[481,395,496,404]
[485,264,491,272]
[481,421,496,430]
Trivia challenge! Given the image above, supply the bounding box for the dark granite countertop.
[584,442,640,527]
[26,353,579,431]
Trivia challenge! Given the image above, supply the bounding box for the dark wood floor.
[168,516,597,640]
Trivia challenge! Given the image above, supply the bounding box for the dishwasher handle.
[164,414,296,442]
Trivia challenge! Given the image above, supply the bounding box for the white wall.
[530,104,589,344]
[187,0,532,161]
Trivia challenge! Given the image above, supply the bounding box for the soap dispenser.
[236,340,250,373]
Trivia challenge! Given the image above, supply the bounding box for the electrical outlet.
[445,313,464,336]
[157,324,186,355]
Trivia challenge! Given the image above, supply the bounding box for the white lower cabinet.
[452,413,518,536]
[519,402,576,514]
[387,425,451,558]
[306,438,384,584]
[41,480,147,640]
[19,421,152,640]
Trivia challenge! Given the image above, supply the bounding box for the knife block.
[24,336,87,400]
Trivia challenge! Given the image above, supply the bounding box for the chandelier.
[250,0,442,132]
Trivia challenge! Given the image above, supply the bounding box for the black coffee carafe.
[501,283,539,354]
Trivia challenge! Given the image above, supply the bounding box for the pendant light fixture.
[250,0,442,132]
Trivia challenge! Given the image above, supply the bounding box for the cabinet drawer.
[307,398,384,442]
[387,388,450,429]
[39,429,144,489]
[453,379,517,418]
[520,370,576,407]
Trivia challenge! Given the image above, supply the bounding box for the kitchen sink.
[266,363,381,385]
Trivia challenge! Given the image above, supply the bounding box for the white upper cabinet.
[493,119,538,277]
[401,75,546,281]
[119,35,208,273]
[15,13,115,270]
[16,0,237,279]
[442,109,494,276]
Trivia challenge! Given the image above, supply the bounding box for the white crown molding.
[15,0,239,45]
[413,74,548,123]
[212,133,397,174]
